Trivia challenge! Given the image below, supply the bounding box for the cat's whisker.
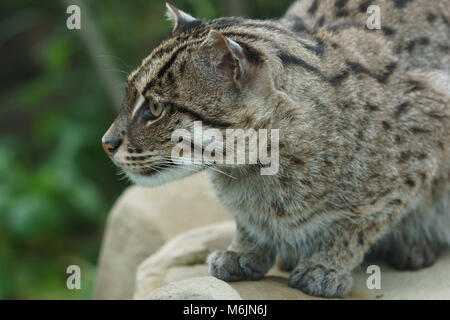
[205,166,237,179]
[104,68,130,76]
[157,155,237,167]
[96,54,132,72]
[139,159,236,179]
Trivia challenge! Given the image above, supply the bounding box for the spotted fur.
[103,0,450,297]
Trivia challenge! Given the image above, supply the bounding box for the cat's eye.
[150,102,165,118]
[142,101,166,122]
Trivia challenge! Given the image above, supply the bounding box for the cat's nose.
[102,138,122,157]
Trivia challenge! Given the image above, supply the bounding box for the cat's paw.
[288,261,352,298]
[388,244,439,270]
[207,250,269,282]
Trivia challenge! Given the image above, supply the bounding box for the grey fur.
[103,0,450,297]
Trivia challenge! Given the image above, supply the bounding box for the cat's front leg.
[289,218,391,298]
[207,224,276,282]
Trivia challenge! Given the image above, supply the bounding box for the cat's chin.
[124,166,202,187]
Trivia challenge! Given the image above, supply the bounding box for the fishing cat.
[102,0,450,297]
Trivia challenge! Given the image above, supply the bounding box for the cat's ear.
[195,30,248,87]
[165,3,198,33]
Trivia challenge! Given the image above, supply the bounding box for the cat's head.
[102,3,275,186]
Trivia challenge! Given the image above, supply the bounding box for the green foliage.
[0,0,292,299]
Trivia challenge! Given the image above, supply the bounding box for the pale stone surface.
[134,221,234,299]
[351,256,450,300]
[144,277,242,300]
[94,205,164,300]
[135,221,450,300]
[94,172,231,300]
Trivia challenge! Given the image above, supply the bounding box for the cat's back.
[282,0,450,73]
[279,1,450,184]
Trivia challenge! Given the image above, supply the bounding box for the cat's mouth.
[142,168,162,176]
[140,164,173,176]
[114,158,178,177]
[121,159,203,188]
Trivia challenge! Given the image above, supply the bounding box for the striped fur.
[103,0,450,297]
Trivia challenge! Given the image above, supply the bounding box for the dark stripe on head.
[174,104,232,129]
[157,48,183,79]
[210,17,245,30]
[221,31,263,43]
[140,32,265,94]
[236,41,265,64]
[142,42,199,94]
[222,30,324,62]
[346,60,396,83]
[278,52,325,78]
[133,15,326,87]
[222,23,324,56]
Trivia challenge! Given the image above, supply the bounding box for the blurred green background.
[0,0,291,299]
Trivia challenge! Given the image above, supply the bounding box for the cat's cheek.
[124,167,202,187]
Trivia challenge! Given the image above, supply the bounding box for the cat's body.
[102,0,450,297]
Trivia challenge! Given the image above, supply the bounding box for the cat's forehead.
[127,55,165,93]
[126,20,219,93]
[127,40,194,94]
[125,17,247,97]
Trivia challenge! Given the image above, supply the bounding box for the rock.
[94,172,231,300]
[134,221,235,299]
[144,277,242,300]
[93,205,164,300]
[136,221,450,300]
